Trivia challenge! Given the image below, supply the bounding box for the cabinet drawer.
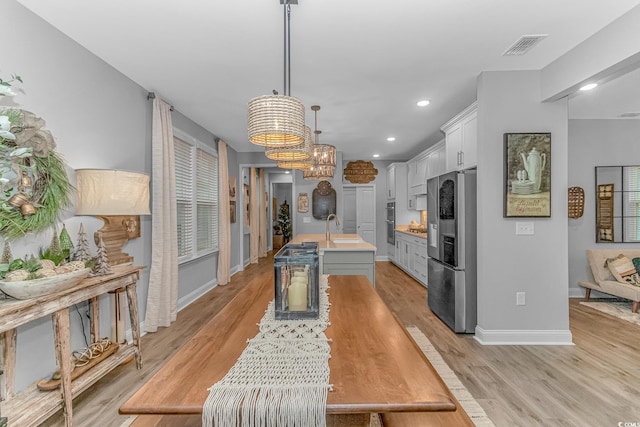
[323,251,373,264]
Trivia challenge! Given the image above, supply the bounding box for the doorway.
[342,185,376,245]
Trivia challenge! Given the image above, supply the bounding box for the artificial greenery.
[0,77,73,240]
[278,201,292,243]
[0,152,71,239]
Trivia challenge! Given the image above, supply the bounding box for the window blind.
[196,148,218,252]
[174,133,219,260]
[174,137,194,258]
[625,166,640,240]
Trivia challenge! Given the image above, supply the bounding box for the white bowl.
[0,268,92,300]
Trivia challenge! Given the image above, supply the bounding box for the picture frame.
[229,176,237,223]
[504,132,551,218]
[244,184,250,227]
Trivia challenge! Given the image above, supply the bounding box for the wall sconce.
[75,169,151,265]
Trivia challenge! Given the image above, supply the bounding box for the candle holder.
[274,242,319,320]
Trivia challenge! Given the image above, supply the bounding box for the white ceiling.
[16,0,640,160]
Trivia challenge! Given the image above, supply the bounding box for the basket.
[568,186,585,219]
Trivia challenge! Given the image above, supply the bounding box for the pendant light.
[303,105,336,180]
[247,0,305,147]
[275,126,315,170]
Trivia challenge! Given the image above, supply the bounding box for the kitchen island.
[288,234,377,286]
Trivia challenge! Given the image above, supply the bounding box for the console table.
[0,264,144,427]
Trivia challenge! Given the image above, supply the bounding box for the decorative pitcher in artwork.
[520,147,546,193]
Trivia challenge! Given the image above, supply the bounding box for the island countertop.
[288,234,377,252]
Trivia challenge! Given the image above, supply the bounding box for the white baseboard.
[230,265,241,276]
[474,326,573,345]
[376,255,390,262]
[568,287,585,298]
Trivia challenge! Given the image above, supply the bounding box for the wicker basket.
[568,186,585,219]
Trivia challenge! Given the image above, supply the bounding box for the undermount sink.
[331,238,364,244]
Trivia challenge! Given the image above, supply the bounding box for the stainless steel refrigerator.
[427,170,477,333]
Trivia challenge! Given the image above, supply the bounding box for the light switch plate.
[303,217,311,223]
[516,222,534,235]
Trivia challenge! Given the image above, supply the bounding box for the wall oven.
[386,202,395,245]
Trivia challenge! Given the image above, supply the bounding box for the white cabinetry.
[393,231,427,287]
[427,141,446,180]
[442,102,477,172]
[408,155,428,196]
[386,163,398,200]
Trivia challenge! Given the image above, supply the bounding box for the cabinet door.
[427,146,445,179]
[416,156,428,187]
[460,111,477,169]
[445,122,462,172]
[387,165,396,199]
[407,160,417,190]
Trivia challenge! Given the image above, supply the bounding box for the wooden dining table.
[120,274,456,418]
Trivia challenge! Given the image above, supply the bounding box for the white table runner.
[202,275,331,427]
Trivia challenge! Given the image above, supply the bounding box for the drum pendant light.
[248,1,305,147]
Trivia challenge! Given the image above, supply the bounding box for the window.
[626,166,640,241]
[174,130,218,261]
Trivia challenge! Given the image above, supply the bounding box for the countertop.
[288,234,377,252]
[395,227,427,239]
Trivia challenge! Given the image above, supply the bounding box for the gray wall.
[4,1,223,391]
[568,119,640,296]
[476,70,571,344]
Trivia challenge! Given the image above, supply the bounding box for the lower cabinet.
[392,232,427,287]
[321,250,376,287]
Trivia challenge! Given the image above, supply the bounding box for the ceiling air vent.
[620,112,640,118]
[503,35,548,56]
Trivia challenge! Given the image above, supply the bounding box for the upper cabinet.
[426,140,446,180]
[408,154,428,196]
[387,162,408,201]
[442,102,477,172]
[387,163,397,200]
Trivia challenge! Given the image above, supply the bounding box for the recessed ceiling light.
[373,154,380,158]
[386,137,396,142]
[417,100,430,107]
[284,171,291,174]
[580,83,598,91]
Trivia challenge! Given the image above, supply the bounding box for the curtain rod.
[147,92,174,111]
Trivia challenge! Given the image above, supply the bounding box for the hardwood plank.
[40,256,640,426]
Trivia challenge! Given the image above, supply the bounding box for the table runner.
[202,275,331,427]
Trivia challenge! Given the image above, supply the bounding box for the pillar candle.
[288,277,308,311]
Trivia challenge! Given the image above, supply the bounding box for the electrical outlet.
[516,222,534,235]
[303,217,311,223]
[516,292,526,306]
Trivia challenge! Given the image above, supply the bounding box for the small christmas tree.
[1,240,12,264]
[93,232,112,276]
[73,223,92,262]
[278,200,292,243]
[59,223,74,260]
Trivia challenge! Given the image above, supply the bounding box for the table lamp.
[75,169,151,265]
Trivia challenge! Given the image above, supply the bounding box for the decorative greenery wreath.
[0,76,71,240]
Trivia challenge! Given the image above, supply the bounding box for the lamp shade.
[266,126,313,162]
[248,95,306,147]
[75,169,151,215]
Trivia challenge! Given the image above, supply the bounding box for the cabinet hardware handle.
[460,151,464,167]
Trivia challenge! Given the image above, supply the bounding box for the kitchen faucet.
[326,213,340,242]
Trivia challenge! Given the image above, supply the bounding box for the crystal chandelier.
[303,105,336,180]
[247,0,305,147]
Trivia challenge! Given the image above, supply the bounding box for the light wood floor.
[41,254,640,427]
